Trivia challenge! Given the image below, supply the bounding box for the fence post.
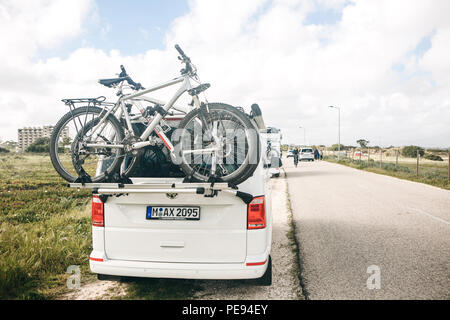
[396,149,399,169]
[416,150,419,176]
[380,149,382,168]
[367,147,370,166]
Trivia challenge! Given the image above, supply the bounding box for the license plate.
[146,206,200,220]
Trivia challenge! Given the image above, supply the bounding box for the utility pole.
[299,126,306,146]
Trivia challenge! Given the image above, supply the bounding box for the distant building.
[18,125,69,152]
[0,140,18,152]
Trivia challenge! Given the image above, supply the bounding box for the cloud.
[0,0,449,148]
[0,0,92,63]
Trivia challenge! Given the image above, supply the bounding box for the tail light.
[92,196,104,227]
[247,196,266,229]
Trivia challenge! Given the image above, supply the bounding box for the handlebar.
[175,44,190,61]
[174,44,196,76]
[107,46,193,92]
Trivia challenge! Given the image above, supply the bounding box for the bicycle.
[50,45,260,185]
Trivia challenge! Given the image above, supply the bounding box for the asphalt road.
[285,158,450,300]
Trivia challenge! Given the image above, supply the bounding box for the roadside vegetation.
[324,152,449,190]
[0,153,92,299]
[24,137,51,153]
[0,153,207,300]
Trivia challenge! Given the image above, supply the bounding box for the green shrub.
[26,138,50,153]
[401,146,424,158]
[329,144,346,151]
[424,154,443,161]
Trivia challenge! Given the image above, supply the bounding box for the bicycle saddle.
[98,77,128,88]
[187,83,210,96]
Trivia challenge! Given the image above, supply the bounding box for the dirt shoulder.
[60,279,128,300]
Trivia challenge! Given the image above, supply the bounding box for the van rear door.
[101,180,248,263]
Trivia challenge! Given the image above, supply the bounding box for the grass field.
[0,154,93,299]
[0,153,203,300]
[324,154,450,190]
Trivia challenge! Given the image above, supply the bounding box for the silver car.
[299,148,314,161]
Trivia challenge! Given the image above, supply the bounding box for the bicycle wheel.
[49,106,124,182]
[175,103,260,185]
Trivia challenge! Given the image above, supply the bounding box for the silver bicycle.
[50,45,259,185]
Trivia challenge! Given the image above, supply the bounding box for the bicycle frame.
[85,74,201,153]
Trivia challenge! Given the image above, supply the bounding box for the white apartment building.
[18,125,69,151]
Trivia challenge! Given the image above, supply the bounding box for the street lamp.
[329,106,341,161]
[299,126,306,146]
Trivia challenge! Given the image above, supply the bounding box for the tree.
[356,139,369,148]
[0,146,10,153]
[329,144,346,151]
[401,145,424,158]
[26,137,51,153]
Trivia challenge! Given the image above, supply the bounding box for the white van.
[261,127,282,178]
[71,109,273,285]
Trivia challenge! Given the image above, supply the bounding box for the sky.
[0,0,449,148]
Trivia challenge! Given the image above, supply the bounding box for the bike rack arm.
[94,188,204,195]
[68,182,253,204]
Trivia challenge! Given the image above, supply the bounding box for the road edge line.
[282,168,309,300]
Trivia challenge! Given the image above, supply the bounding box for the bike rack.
[68,179,253,204]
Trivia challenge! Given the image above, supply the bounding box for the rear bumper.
[90,257,269,280]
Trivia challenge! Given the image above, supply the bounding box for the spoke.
[182,108,251,180]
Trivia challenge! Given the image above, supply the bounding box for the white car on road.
[299,148,314,161]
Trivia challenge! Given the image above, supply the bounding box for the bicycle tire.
[49,106,124,182]
[176,103,260,185]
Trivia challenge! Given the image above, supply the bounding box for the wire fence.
[322,148,450,189]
